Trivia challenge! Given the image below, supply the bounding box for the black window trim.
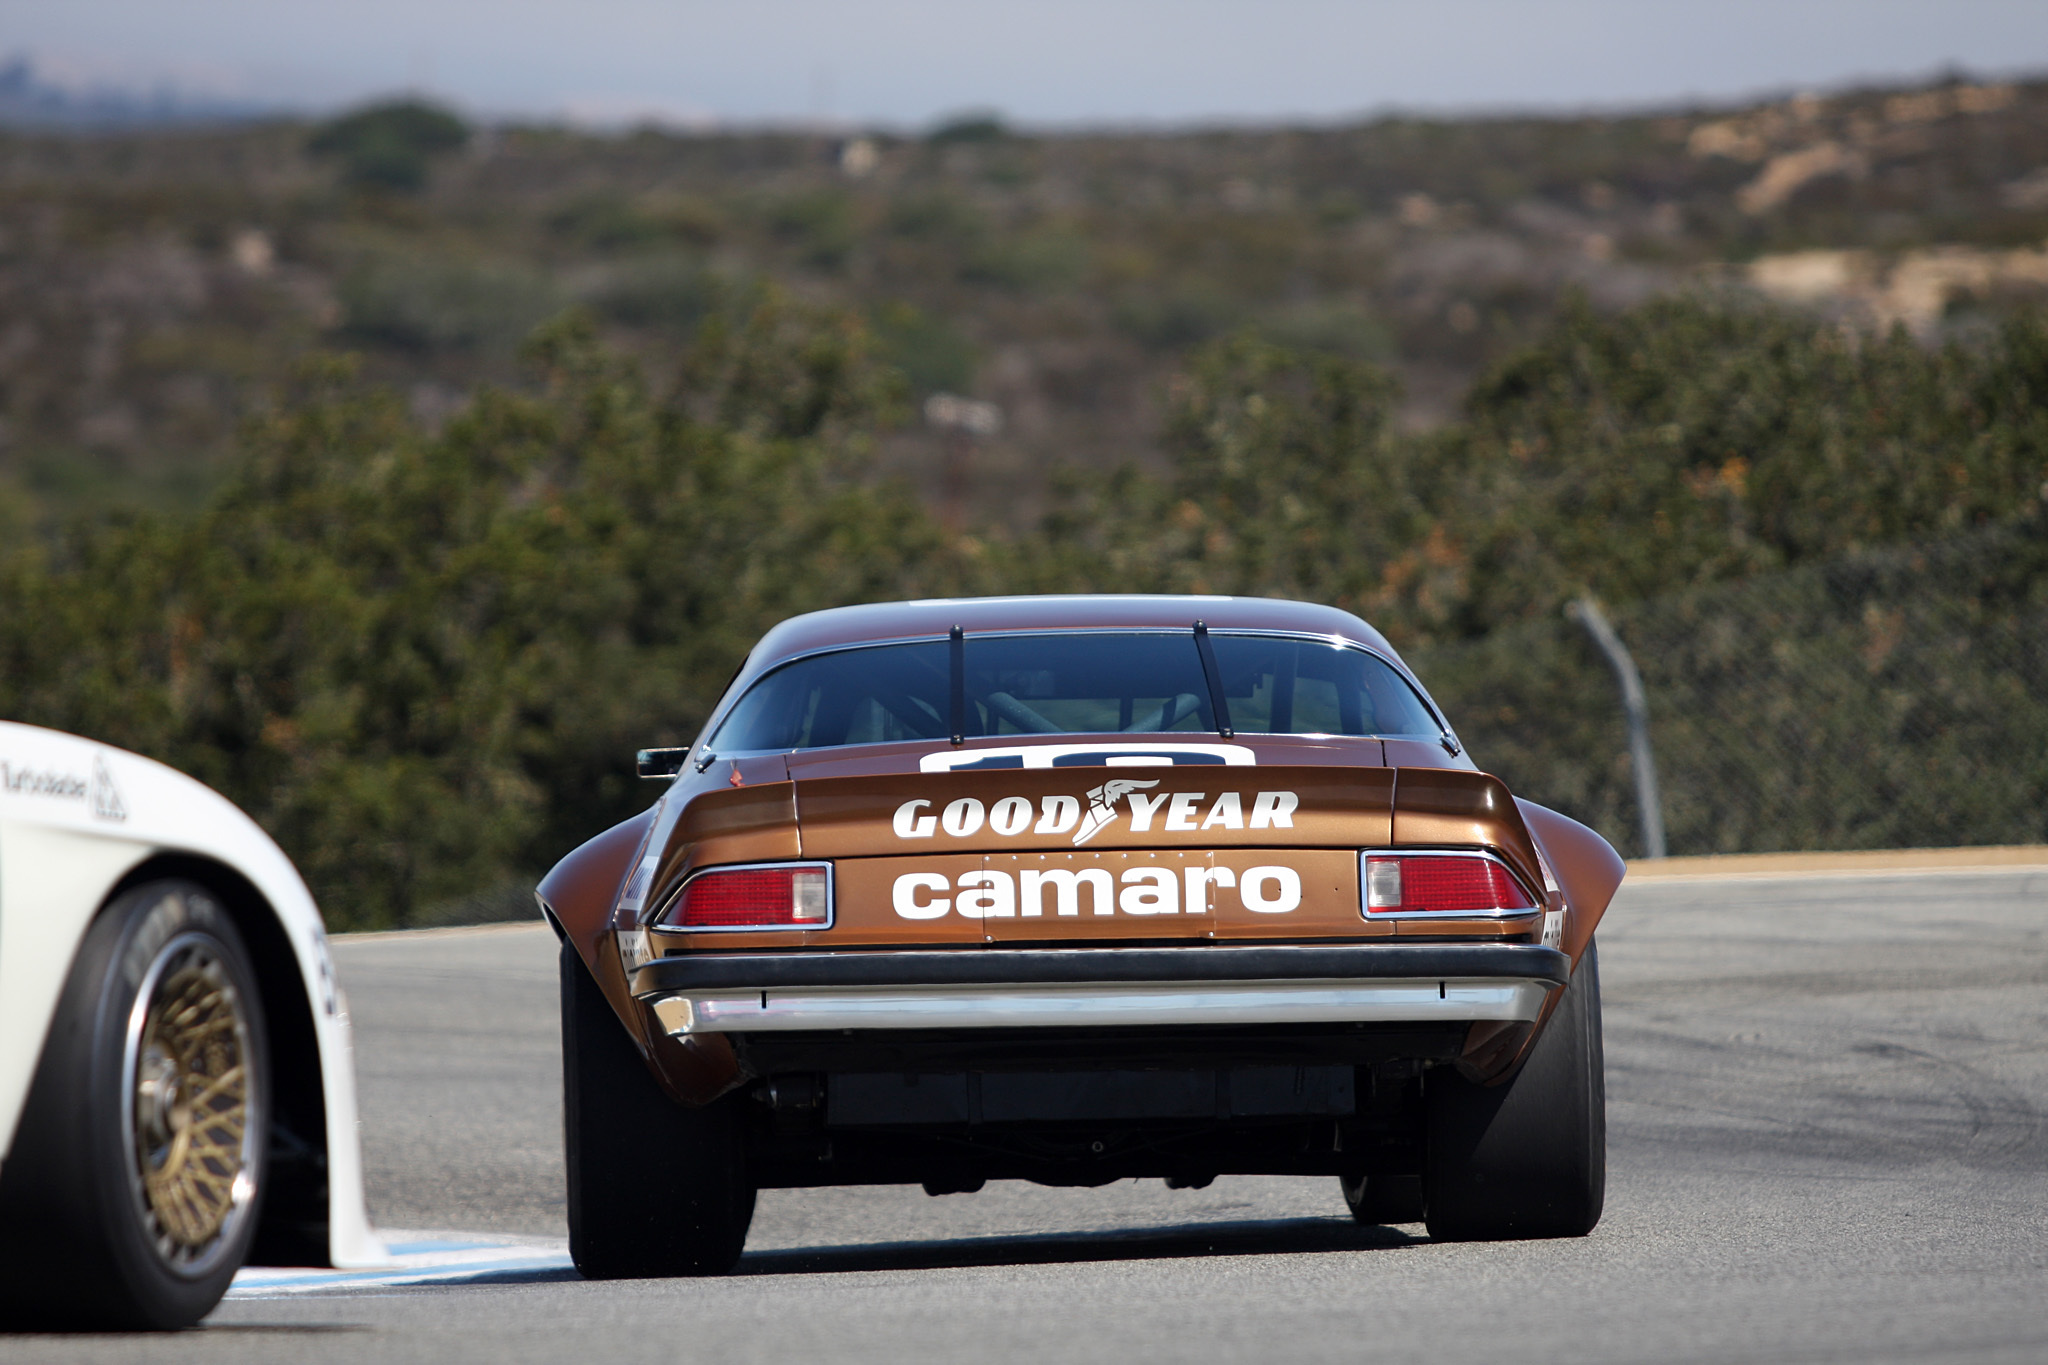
[695,626,1452,761]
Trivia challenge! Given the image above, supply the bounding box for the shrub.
[0,299,972,928]
[308,100,469,193]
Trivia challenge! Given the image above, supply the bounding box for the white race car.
[0,721,381,1329]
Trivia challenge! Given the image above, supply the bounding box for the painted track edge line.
[229,1232,574,1296]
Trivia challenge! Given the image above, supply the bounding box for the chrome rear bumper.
[631,943,1566,1039]
[647,977,1551,1036]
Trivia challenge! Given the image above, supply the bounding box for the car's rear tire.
[561,942,754,1278]
[0,881,270,1330]
[1340,1174,1426,1225]
[1423,940,1604,1242]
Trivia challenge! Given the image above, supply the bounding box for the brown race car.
[537,595,1624,1276]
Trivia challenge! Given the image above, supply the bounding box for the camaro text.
[890,864,1303,919]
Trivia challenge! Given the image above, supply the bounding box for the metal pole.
[1568,596,1667,859]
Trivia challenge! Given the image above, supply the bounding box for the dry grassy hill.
[3,74,2047,534]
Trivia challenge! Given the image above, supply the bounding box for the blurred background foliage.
[306,99,470,193]
[12,75,2048,532]
[1410,518,2048,859]
[0,296,959,926]
[4,76,2048,924]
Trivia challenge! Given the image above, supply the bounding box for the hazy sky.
[5,0,2046,128]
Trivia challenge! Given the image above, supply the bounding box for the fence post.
[1568,596,1667,859]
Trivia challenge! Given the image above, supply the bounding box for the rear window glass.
[1207,634,1441,737]
[966,632,1218,736]
[707,631,1440,752]
[710,641,951,752]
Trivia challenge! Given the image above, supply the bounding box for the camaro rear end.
[538,595,1624,1276]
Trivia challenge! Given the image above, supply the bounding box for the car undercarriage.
[735,1024,1449,1191]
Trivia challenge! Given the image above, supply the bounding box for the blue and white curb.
[229,1232,574,1296]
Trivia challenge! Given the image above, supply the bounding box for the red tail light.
[1362,853,1535,915]
[659,864,832,930]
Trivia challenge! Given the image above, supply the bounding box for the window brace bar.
[1192,620,1234,738]
[948,624,966,746]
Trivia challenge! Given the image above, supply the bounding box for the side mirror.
[636,747,689,780]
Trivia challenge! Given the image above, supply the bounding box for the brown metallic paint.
[1457,1019,1538,1077]
[1380,736,1478,772]
[642,1017,745,1105]
[536,808,653,963]
[717,753,796,789]
[1206,848,1364,940]
[536,594,1625,1104]
[666,779,800,875]
[793,765,1394,859]
[1394,915,1543,940]
[808,854,988,946]
[1444,803,1622,1085]
[982,849,1215,941]
[636,779,804,926]
[742,595,1413,683]
[559,763,1584,962]
[1226,738,1390,767]
[784,742,990,780]
[1517,798,1627,960]
[1389,768,1547,904]
[655,847,1371,948]
[533,808,746,1102]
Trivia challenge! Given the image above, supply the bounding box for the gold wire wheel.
[127,934,257,1268]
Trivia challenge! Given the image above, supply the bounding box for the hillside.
[4,75,2047,534]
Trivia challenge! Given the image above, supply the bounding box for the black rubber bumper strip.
[631,943,1569,997]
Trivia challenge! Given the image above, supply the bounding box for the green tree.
[0,297,974,928]
[308,99,470,193]
[1042,298,2048,645]
[1026,331,1421,608]
[1439,296,2048,634]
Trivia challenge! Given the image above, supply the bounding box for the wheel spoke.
[183,1065,246,1111]
[129,949,257,1258]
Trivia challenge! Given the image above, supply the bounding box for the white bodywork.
[0,720,383,1268]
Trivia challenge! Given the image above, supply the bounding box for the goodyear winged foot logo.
[890,783,1298,843]
[1073,778,1158,846]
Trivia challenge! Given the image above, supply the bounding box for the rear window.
[1208,634,1441,737]
[710,640,952,752]
[707,631,1440,753]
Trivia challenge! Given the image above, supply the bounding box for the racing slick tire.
[1423,940,1604,1242]
[0,881,270,1330]
[1340,1174,1426,1226]
[561,942,754,1278]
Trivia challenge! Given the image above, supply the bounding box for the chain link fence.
[1405,514,2048,859]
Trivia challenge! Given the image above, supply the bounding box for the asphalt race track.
[6,867,2047,1364]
